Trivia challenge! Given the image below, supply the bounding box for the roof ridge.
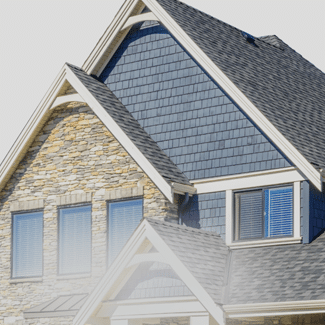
[168,0,248,36]
[147,218,222,238]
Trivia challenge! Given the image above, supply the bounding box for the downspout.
[178,192,189,225]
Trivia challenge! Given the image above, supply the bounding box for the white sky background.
[0,0,324,164]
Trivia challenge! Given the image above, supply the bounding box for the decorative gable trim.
[0,64,179,203]
[121,12,160,31]
[82,0,322,191]
[72,219,225,325]
[50,93,85,110]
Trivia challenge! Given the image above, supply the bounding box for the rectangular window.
[108,198,143,265]
[12,211,43,278]
[58,205,91,275]
[234,186,293,241]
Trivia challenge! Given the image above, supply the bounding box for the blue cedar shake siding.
[180,192,226,238]
[115,262,192,299]
[309,184,325,241]
[100,21,292,180]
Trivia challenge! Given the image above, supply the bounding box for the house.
[1,0,325,324]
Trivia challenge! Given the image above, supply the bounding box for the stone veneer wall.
[0,104,178,324]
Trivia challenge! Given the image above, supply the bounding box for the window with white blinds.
[58,205,92,275]
[12,211,43,278]
[235,185,293,241]
[108,199,143,265]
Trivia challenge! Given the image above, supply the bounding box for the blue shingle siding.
[100,22,292,180]
[180,192,226,238]
[309,184,325,241]
[115,262,192,300]
[301,181,310,243]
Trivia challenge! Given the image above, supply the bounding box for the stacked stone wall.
[0,104,178,324]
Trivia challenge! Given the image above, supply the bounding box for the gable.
[99,20,292,181]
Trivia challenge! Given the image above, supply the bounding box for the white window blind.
[108,199,143,265]
[59,205,91,274]
[12,212,43,278]
[265,186,293,237]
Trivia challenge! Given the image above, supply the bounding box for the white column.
[190,315,209,325]
[111,320,129,325]
[294,181,301,238]
[225,189,233,245]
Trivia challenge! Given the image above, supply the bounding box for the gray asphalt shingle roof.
[67,63,190,185]
[24,294,88,318]
[156,0,325,170]
[147,218,229,304]
[228,232,325,305]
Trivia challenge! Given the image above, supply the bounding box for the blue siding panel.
[181,192,226,238]
[309,184,325,242]
[99,22,292,180]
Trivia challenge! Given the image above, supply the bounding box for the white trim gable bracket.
[73,219,225,325]
[121,12,160,31]
[81,0,323,191]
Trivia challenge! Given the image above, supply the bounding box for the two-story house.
[1,0,325,324]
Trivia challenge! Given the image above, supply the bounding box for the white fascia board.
[82,0,139,73]
[144,220,225,325]
[141,0,322,191]
[224,300,325,318]
[65,66,174,203]
[0,66,67,193]
[72,221,149,325]
[122,12,160,31]
[194,167,305,194]
[50,93,85,110]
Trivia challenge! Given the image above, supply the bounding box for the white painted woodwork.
[294,181,301,238]
[111,320,129,325]
[122,12,160,30]
[194,168,305,194]
[101,300,207,319]
[127,252,167,268]
[50,93,85,109]
[190,315,210,325]
[225,190,233,246]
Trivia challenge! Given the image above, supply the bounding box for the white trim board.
[121,12,160,31]
[224,300,325,318]
[50,93,85,110]
[194,168,305,194]
[81,0,322,191]
[73,219,225,325]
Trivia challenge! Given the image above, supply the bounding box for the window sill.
[56,272,91,280]
[229,236,302,249]
[9,277,43,284]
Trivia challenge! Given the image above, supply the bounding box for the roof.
[67,63,190,186]
[147,218,229,304]
[227,232,325,305]
[156,0,325,170]
[24,294,88,318]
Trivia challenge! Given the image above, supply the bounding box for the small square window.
[234,186,293,241]
[58,205,92,275]
[108,198,143,265]
[12,211,43,278]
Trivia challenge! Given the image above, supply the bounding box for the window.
[234,186,293,241]
[108,198,143,265]
[12,211,43,278]
[58,205,91,275]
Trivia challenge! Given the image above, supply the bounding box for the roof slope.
[67,64,190,185]
[156,0,325,170]
[228,232,325,305]
[147,219,229,304]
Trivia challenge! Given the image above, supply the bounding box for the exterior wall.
[309,183,325,241]
[100,21,292,181]
[181,192,226,239]
[0,104,178,323]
